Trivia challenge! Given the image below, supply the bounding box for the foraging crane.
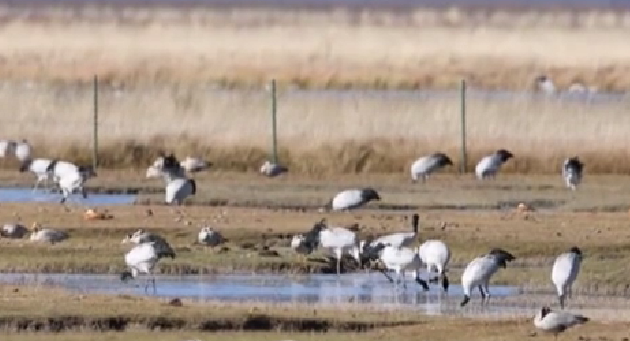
[417,239,451,292]
[551,246,583,309]
[460,248,515,307]
[197,226,225,247]
[121,229,176,259]
[323,188,381,212]
[57,165,97,204]
[475,149,514,180]
[120,241,175,294]
[146,153,197,205]
[378,245,429,291]
[301,218,359,275]
[562,157,584,191]
[410,152,453,183]
[14,139,32,163]
[259,160,288,177]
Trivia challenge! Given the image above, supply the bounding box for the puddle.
[0,187,137,205]
[0,273,519,316]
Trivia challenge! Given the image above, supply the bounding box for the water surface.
[0,187,137,206]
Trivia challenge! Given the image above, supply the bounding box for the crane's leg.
[478,285,487,305]
[380,269,394,283]
[401,270,407,290]
[414,269,429,291]
[335,248,342,276]
[483,281,492,305]
[441,272,450,293]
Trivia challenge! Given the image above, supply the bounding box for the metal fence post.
[460,79,467,174]
[270,79,278,164]
[92,75,99,169]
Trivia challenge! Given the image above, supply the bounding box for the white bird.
[19,158,55,191]
[197,226,225,247]
[57,165,97,204]
[180,156,211,173]
[14,139,32,163]
[121,229,176,259]
[551,246,583,309]
[567,82,597,96]
[1,223,28,239]
[120,242,175,294]
[378,245,429,291]
[307,218,359,275]
[290,234,305,250]
[369,213,419,249]
[147,154,197,205]
[418,239,451,292]
[460,248,515,307]
[535,75,556,95]
[410,152,453,183]
[475,149,514,180]
[260,160,288,177]
[0,139,16,158]
[534,306,589,340]
[324,188,381,212]
[562,157,584,191]
[29,224,69,244]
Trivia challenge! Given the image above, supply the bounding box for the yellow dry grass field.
[1,6,630,90]
[1,6,630,173]
[1,84,630,174]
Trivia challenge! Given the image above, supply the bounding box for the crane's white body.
[328,188,380,211]
[29,228,69,244]
[319,226,358,275]
[551,251,582,309]
[14,140,32,163]
[146,158,197,205]
[259,160,287,177]
[410,153,452,183]
[460,249,514,306]
[21,158,55,191]
[534,307,589,338]
[371,232,416,249]
[180,157,211,173]
[123,242,160,293]
[122,229,175,258]
[378,246,428,290]
[418,239,451,290]
[475,155,504,180]
[562,158,583,191]
[0,140,16,158]
[1,223,28,238]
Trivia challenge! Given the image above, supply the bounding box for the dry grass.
[1,84,630,174]
[1,6,630,90]
[2,6,630,173]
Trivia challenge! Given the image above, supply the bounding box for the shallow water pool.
[0,187,137,205]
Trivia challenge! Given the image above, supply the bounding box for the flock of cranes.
[0,141,592,338]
